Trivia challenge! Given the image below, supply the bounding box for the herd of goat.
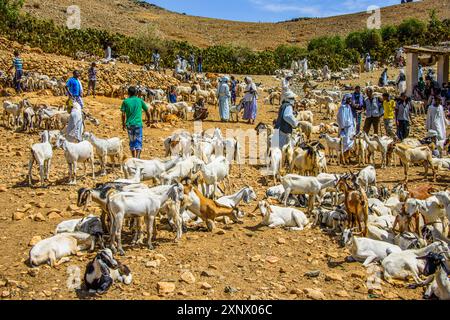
[1,66,449,298]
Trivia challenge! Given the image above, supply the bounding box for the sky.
[145,0,410,22]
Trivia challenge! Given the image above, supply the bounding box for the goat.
[83,132,123,176]
[382,241,449,284]
[84,249,132,294]
[28,130,53,187]
[29,232,94,267]
[197,156,231,198]
[290,142,323,176]
[266,147,282,185]
[356,165,377,192]
[392,143,436,183]
[56,135,95,185]
[319,133,341,164]
[123,156,181,183]
[255,200,309,231]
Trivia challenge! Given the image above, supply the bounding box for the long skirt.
[218,97,230,121]
[243,99,257,120]
[340,126,355,152]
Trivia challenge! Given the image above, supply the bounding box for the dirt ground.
[0,66,449,301]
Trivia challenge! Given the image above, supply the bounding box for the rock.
[326,252,339,259]
[290,288,303,295]
[383,292,399,299]
[29,236,42,246]
[36,203,46,209]
[47,208,61,214]
[208,264,218,270]
[336,290,350,298]
[224,286,238,294]
[28,269,39,277]
[304,288,325,300]
[201,270,216,277]
[266,256,279,264]
[250,255,261,262]
[277,237,286,244]
[12,212,25,221]
[34,213,46,222]
[215,229,226,235]
[180,271,196,284]
[157,282,175,294]
[304,270,321,278]
[1,290,10,298]
[145,260,161,268]
[0,185,7,192]
[200,282,212,290]
[154,254,167,262]
[306,239,314,244]
[67,204,78,211]
[47,212,62,220]
[325,273,344,282]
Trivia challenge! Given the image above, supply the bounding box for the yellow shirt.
[383,100,395,120]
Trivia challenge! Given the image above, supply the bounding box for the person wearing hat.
[395,92,412,141]
[193,97,208,121]
[274,90,298,148]
[217,76,231,122]
[426,96,449,144]
[337,94,355,161]
[363,87,383,135]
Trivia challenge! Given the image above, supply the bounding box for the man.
[382,93,396,137]
[197,54,203,73]
[121,86,151,159]
[152,50,161,72]
[422,130,440,158]
[337,94,355,162]
[8,50,23,93]
[274,91,298,148]
[86,62,97,98]
[66,101,84,143]
[189,52,196,72]
[395,92,411,141]
[364,53,371,72]
[426,96,449,144]
[396,69,406,94]
[66,70,84,108]
[379,68,388,87]
[217,76,231,122]
[363,88,383,135]
[351,86,364,134]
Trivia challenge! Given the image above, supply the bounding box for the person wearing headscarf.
[426,96,449,143]
[274,90,298,148]
[230,76,238,106]
[242,76,258,125]
[364,53,371,72]
[379,68,388,87]
[396,69,407,94]
[281,74,293,103]
[337,94,355,156]
[322,64,331,81]
[217,76,231,122]
[66,101,84,143]
[351,85,364,134]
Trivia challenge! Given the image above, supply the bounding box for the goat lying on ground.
[84,249,132,294]
[256,200,309,231]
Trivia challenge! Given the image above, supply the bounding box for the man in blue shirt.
[8,50,23,93]
[66,70,84,108]
[363,87,383,135]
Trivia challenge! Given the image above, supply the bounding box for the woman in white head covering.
[242,76,258,124]
[66,101,84,143]
[397,69,407,94]
[217,76,231,122]
[426,96,449,144]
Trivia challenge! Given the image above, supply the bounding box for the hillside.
[23,0,449,50]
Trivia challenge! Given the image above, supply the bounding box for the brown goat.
[337,175,369,236]
[183,184,241,231]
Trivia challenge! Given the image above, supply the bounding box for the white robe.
[337,104,355,152]
[426,104,449,142]
[66,104,84,143]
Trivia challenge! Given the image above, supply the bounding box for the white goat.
[357,165,377,192]
[256,200,309,231]
[123,156,181,183]
[83,132,123,176]
[197,156,230,198]
[28,130,53,187]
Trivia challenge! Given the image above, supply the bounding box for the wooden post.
[437,54,449,87]
[406,52,418,97]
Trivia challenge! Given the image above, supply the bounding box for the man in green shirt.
[121,86,151,159]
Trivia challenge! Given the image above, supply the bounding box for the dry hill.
[23,0,450,50]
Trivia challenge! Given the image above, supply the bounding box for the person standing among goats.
[217,76,231,122]
[281,74,293,103]
[8,50,23,93]
[426,95,449,145]
[152,49,161,72]
[363,87,383,135]
[197,54,203,73]
[364,53,371,72]
[121,86,151,159]
[351,85,364,134]
[337,94,355,163]
[66,70,84,109]
[86,62,97,98]
[189,52,196,72]
[382,93,396,137]
[395,92,412,141]
[242,76,258,125]
[230,76,238,106]
[66,101,84,143]
[274,91,298,148]
[379,68,388,87]
[396,69,407,95]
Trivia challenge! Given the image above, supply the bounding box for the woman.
[242,76,258,125]
[230,76,237,106]
[217,76,231,122]
[66,102,84,143]
[396,69,406,95]
[337,94,355,162]
[426,96,449,143]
